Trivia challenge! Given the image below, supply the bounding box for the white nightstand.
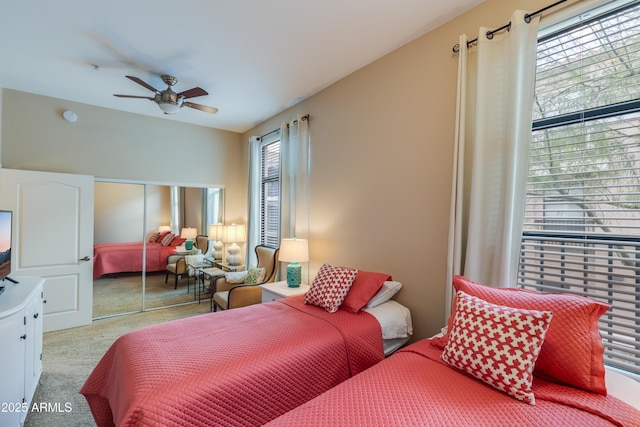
[260,280,310,303]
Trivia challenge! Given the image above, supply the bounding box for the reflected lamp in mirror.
[208,223,225,260]
[158,225,171,233]
[223,224,246,266]
[279,238,309,287]
[181,227,198,251]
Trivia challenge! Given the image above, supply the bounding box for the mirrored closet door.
[93,181,224,319]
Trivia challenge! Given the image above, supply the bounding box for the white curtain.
[445,11,540,319]
[280,115,311,283]
[246,136,262,267]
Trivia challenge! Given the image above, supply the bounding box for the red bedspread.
[80,295,383,426]
[93,242,176,279]
[266,339,640,427]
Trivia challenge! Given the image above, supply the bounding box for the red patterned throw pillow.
[442,290,553,405]
[304,263,358,313]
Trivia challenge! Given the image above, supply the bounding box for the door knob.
[79,256,90,262]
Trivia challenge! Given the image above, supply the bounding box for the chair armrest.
[167,256,187,274]
[166,254,185,264]
[214,276,235,292]
[227,285,262,309]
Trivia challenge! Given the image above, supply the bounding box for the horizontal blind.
[260,140,281,248]
[519,2,640,375]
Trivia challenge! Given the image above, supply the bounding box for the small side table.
[260,280,310,303]
[196,267,225,310]
[217,262,245,272]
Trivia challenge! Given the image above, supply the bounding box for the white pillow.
[225,271,247,284]
[365,281,402,308]
[362,300,413,339]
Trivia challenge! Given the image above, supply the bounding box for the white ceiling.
[1,0,482,133]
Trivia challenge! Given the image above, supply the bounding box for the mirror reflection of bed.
[93,181,224,319]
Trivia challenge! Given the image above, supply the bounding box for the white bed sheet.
[606,367,640,410]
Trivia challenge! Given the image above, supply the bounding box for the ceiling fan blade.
[184,102,218,114]
[113,94,155,99]
[178,87,208,99]
[125,75,159,93]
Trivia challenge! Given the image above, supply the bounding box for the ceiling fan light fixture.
[114,75,217,116]
[158,102,181,114]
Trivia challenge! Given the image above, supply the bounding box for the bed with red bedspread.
[93,242,176,279]
[80,295,383,427]
[266,339,640,427]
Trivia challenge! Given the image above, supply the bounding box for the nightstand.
[260,280,310,303]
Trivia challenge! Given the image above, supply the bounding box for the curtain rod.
[258,115,309,140]
[452,0,567,53]
[259,128,280,140]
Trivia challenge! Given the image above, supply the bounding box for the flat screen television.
[0,210,15,284]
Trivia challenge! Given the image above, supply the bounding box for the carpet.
[24,302,211,426]
[93,271,206,318]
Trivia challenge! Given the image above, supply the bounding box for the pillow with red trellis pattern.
[304,263,358,313]
[441,290,553,405]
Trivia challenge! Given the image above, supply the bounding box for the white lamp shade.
[158,225,171,232]
[279,238,309,263]
[223,224,246,243]
[180,227,198,239]
[208,223,225,240]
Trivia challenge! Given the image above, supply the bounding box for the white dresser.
[0,276,45,427]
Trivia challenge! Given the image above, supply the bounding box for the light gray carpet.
[24,302,211,427]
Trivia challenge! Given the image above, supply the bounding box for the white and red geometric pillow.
[304,263,358,313]
[441,290,553,405]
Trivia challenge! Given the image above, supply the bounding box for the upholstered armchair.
[213,245,279,311]
[165,234,210,289]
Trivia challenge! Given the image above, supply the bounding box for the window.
[260,137,281,248]
[519,1,640,376]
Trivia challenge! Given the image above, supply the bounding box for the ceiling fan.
[114,75,218,115]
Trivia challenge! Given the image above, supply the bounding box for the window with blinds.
[260,139,281,248]
[518,1,640,376]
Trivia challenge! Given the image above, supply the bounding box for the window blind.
[519,2,640,375]
[260,140,281,248]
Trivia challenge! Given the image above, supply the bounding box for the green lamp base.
[185,240,193,251]
[287,262,301,287]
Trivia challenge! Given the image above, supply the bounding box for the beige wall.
[242,0,573,340]
[0,89,246,222]
[94,182,171,244]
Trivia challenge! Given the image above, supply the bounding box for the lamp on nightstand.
[181,227,198,251]
[223,223,246,266]
[279,237,309,287]
[208,223,225,260]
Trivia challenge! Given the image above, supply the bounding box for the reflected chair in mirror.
[165,254,188,290]
[165,234,210,290]
[195,235,210,255]
[213,245,279,311]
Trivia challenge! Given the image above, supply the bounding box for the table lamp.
[279,237,309,287]
[181,227,198,251]
[223,224,246,266]
[208,223,225,260]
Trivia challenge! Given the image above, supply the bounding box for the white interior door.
[0,168,94,332]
